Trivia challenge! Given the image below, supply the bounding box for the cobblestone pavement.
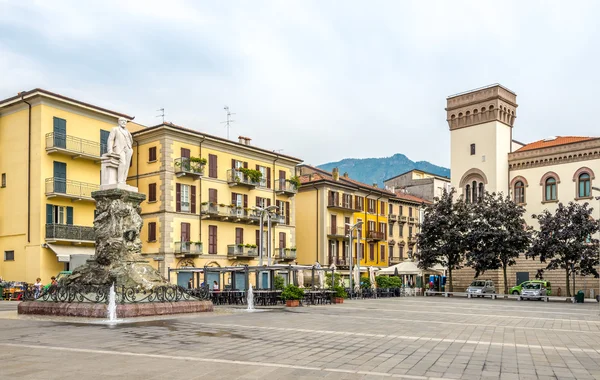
[1,297,600,380]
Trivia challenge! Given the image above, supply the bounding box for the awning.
[378,260,444,275]
[47,244,95,262]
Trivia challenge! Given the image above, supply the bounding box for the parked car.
[510,280,551,296]
[519,283,547,300]
[466,280,495,296]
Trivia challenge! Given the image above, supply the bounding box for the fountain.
[107,283,117,322]
[247,284,255,311]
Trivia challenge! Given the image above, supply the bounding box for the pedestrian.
[187,277,194,289]
[33,278,43,298]
[213,280,219,291]
[50,276,58,286]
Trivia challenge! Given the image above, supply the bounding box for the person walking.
[33,278,43,298]
[187,277,194,290]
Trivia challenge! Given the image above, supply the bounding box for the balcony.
[366,230,385,241]
[200,203,263,224]
[270,213,285,225]
[45,223,95,244]
[327,201,356,213]
[328,256,350,267]
[227,169,258,189]
[388,214,397,222]
[275,179,298,196]
[174,157,205,178]
[45,133,102,161]
[389,256,402,265]
[388,239,396,245]
[174,242,203,257]
[275,248,296,261]
[227,244,259,258]
[327,226,349,238]
[409,217,417,224]
[45,178,99,202]
[399,216,407,223]
[408,236,417,245]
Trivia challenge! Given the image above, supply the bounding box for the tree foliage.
[416,188,470,292]
[527,202,599,297]
[465,192,532,294]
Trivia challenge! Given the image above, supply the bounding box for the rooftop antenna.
[156,108,165,123]
[221,106,236,139]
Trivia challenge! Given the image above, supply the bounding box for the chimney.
[244,137,251,146]
[372,183,378,188]
[343,172,349,178]
[332,168,339,181]
[238,136,245,144]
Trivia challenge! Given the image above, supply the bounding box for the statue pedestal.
[100,153,138,192]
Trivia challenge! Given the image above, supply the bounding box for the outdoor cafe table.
[209,290,245,305]
[252,290,282,306]
[303,290,334,305]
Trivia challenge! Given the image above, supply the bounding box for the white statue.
[107,117,133,184]
[100,117,137,192]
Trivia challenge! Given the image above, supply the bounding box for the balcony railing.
[45,178,99,201]
[328,256,350,266]
[327,200,356,212]
[366,230,385,241]
[270,213,285,225]
[275,179,297,195]
[409,217,416,224]
[174,158,205,178]
[45,133,102,160]
[388,214,397,222]
[275,248,296,260]
[45,223,95,243]
[227,244,259,258]
[408,236,417,245]
[200,203,264,224]
[327,226,348,237]
[389,256,402,265]
[175,241,203,255]
[399,216,407,223]
[227,169,258,188]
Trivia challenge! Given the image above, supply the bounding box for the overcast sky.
[1,1,599,168]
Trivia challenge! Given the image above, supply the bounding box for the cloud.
[1,0,600,168]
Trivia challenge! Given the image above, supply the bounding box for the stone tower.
[446,84,518,199]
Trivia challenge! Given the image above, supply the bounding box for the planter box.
[286,300,300,307]
[332,297,344,304]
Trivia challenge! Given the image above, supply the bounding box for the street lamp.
[592,186,600,311]
[346,221,363,298]
[255,204,279,267]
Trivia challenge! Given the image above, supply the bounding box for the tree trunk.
[565,269,571,297]
[502,264,508,295]
[448,267,453,292]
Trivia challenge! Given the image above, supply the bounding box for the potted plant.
[332,285,347,304]
[281,284,304,307]
[201,201,208,205]
[274,275,285,290]
[287,175,301,189]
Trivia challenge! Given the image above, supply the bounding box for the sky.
[1,1,600,168]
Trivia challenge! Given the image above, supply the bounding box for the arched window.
[465,184,471,203]
[514,181,525,204]
[471,181,477,204]
[545,178,557,201]
[478,183,484,202]
[578,173,591,197]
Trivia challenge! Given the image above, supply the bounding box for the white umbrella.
[329,263,336,288]
[315,262,324,289]
[297,270,304,288]
[369,267,376,290]
[352,265,360,291]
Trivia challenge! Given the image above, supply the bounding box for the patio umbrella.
[369,267,376,290]
[394,267,399,277]
[297,270,304,288]
[352,265,360,292]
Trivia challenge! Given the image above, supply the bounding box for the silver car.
[520,283,546,300]
[466,280,496,297]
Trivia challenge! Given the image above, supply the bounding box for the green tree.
[416,188,471,292]
[466,192,532,294]
[527,202,599,297]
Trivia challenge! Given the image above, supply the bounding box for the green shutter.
[46,204,53,224]
[66,207,73,225]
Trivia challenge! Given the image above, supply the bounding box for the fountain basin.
[18,300,213,318]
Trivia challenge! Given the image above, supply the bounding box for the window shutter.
[243,161,248,169]
[181,148,190,158]
[236,228,243,245]
[285,202,290,225]
[66,207,73,225]
[267,168,271,189]
[176,183,181,212]
[149,147,157,162]
[181,222,190,242]
[279,170,286,180]
[191,186,196,213]
[209,225,217,254]
[209,154,217,178]
[231,192,236,206]
[267,198,271,207]
[279,232,286,248]
[149,183,156,202]
[231,159,236,169]
[46,204,53,224]
[243,194,248,208]
[256,230,260,246]
[209,188,217,203]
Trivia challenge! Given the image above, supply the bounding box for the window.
[176,184,196,213]
[208,225,218,254]
[368,199,376,213]
[148,183,157,202]
[578,173,591,198]
[472,181,477,203]
[208,154,218,178]
[379,222,386,236]
[100,130,110,155]
[1,173,6,187]
[389,223,394,237]
[409,207,413,217]
[279,232,287,249]
[389,245,394,259]
[4,250,14,261]
[380,245,385,261]
[148,147,157,162]
[343,194,352,209]
[357,218,363,237]
[180,184,190,212]
[256,165,268,187]
[478,183,484,202]
[408,226,413,237]
[181,148,190,159]
[328,191,339,207]
[235,227,244,245]
[398,206,403,216]
[470,144,476,155]
[355,196,364,211]
[465,184,471,203]
[380,201,385,215]
[514,181,525,204]
[545,178,557,201]
[209,188,218,204]
[359,243,364,259]
[399,224,403,237]
[399,245,404,259]
[46,204,73,225]
[388,204,393,215]
[148,222,157,242]
[369,244,375,261]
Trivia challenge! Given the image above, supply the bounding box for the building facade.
[384,169,451,203]
[131,123,302,288]
[295,166,395,272]
[448,84,600,295]
[387,192,429,266]
[0,89,143,283]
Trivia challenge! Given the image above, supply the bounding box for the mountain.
[316,154,450,188]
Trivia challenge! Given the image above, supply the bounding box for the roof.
[384,168,450,183]
[0,88,134,119]
[299,165,395,196]
[515,136,598,152]
[134,122,303,163]
[393,191,431,204]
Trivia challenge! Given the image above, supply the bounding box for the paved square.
[1,297,600,379]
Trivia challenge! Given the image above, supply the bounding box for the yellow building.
[130,123,303,288]
[0,88,143,283]
[387,191,429,266]
[295,166,394,271]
